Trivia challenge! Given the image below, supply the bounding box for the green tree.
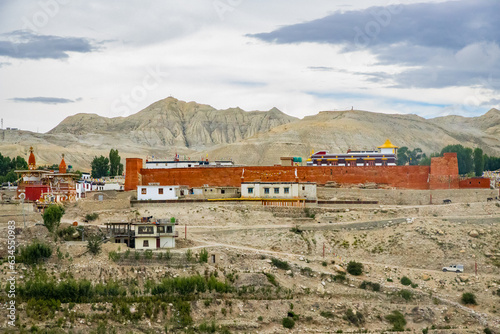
[87,236,102,255]
[91,156,109,178]
[397,147,409,166]
[109,149,123,177]
[42,205,65,232]
[408,148,423,165]
[10,156,28,170]
[473,148,484,176]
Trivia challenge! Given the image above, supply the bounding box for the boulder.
[333,265,346,273]
[469,230,479,238]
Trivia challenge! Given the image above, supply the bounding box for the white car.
[442,264,464,273]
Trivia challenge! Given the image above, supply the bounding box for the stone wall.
[316,187,497,205]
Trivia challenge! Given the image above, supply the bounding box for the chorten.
[59,154,67,174]
[28,147,36,170]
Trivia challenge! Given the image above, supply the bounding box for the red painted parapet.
[459,177,490,189]
[125,158,143,191]
[138,165,431,189]
[125,151,481,190]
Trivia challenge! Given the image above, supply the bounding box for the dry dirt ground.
[1,189,499,333]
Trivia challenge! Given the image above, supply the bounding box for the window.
[221,189,225,194]
[138,226,154,234]
[264,188,270,194]
[143,240,149,247]
[248,187,253,194]
[167,226,173,233]
[302,186,305,191]
[274,188,279,194]
[141,188,147,195]
[157,226,165,233]
[284,187,290,194]
[158,188,163,194]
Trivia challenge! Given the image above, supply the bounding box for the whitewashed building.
[106,218,178,249]
[241,182,317,200]
[137,185,180,201]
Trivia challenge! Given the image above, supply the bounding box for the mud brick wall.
[126,153,484,191]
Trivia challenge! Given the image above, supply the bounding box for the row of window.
[137,226,173,234]
[141,187,174,195]
[314,161,388,166]
[247,187,290,194]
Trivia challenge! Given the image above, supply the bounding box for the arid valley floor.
[1,187,499,333]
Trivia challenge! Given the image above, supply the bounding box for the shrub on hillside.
[43,205,65,232]
[271,258,291,270]
[344,308,364,326]
[346,261,363,275]
[17,241,52,265]
[400,276,412,286]
[385,310,406,331]
[282,317,295,329]
[85,213,99,221]
[461,292,477,305]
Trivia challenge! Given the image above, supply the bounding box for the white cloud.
[0,0,497,133]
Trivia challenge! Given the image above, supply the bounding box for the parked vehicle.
[442,264,464,273]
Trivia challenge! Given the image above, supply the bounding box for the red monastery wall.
[459,178,490,189]
[429,153,460,189]
[138,165,431,190]
[125,153,470,191]
[125,158,143,191]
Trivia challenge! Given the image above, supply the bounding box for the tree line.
[0,153,27,184]
[397,144,500,176]
[91,149,123,178]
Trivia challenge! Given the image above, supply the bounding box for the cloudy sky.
[1,0,499,133]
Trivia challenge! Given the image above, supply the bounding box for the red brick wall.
[459,178,490,189]
[138,165,431,189]
[429,153,460,189]
[125,158,143,191]
[125,153,481,190]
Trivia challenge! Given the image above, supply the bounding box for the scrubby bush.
[265,273,278,286]
[87,236,102,255]
[17,241,52,265]
[399,289,413,301]
[282,317,295,329]
[346,261,363,275]
[43,205,65,232]
[199,248,208,263]
[400,276,412,286]
[85,213,99,221]
[144,250,153,259]
[385,310,406,331]
[345,308,364,326]
[108,251,120,262]
[57,226,77,240]
[185,249,193,262]
[333,272,346,282]
[320,311,335,319]
[271,258,291,270]
[461,292,477,305]
[360,281,381,292]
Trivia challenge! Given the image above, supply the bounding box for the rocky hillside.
[49,97,298,150]
[1,97,499,170]
[204,108,500,166]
